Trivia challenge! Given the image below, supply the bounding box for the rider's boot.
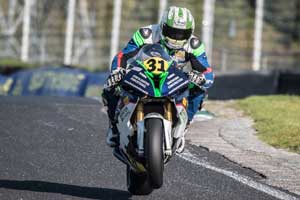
[178,101,203,153]
[176,136,185,153]
[102,88,120,147]
[176,129,187,154]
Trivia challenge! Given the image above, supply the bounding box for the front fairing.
[160,65,190,97]
[121,61,189,98]
[121,63,156,97]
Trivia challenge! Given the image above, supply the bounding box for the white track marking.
[178,149,299,200]
[99,102,297,199]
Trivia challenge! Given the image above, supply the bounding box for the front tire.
[145,118,164,189]
[126,166,153,195]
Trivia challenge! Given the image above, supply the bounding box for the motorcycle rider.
[102,6,214,151]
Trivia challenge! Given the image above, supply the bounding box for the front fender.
[144,113,165,121]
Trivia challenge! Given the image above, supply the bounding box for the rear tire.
[126,165,153,195]
[145,118,164,189]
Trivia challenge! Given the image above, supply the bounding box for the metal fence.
[0,0,299,71]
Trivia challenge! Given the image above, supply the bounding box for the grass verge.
[237,95,300,154]
[0,58,37,69]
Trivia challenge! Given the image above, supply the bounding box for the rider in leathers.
[102,6,214,152]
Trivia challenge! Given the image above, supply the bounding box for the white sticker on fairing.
[117,103,137,149]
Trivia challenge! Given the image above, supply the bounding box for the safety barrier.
[209,71,300,99]
[0,67,108,97]
[0,68,299,99]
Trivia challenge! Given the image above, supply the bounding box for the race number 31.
[143,57,169,75]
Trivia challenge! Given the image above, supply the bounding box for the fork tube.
[164,101,173,155]
[164,101,172,121]
[136,102,144,121]
[136,102,144,155]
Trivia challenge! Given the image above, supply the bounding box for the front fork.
[135,101,173,156]
[136,102,144,156]
[164,101,173,156]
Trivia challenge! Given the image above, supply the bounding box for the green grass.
[0,58,37,69]
[237,95,300,153]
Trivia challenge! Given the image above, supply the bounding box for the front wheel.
[126,165,153,195]
[145,118,164,189]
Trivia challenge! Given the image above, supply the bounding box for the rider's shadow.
[0,179,132,200]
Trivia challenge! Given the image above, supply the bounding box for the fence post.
[202,0,215,64]
[109,0,122,70]
[158,0,167,22]
[221,48,228,72]
[64,0,76,66]
[252,0,264,71]
[21,0,32,62]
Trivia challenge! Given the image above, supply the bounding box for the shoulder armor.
[139,28,152,39]
[190,37,201,49]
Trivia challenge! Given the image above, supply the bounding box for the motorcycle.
[112,44,190,195]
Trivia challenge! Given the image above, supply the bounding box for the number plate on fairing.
[143,57,170,75]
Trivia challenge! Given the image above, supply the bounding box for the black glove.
[188,70,206,87]
[105,68,126,88]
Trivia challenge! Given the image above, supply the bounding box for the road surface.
[0,97,298,200]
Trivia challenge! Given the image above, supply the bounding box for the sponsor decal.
[167,76,179,85]
[131,67,142,72]
[168,78,183,88]
[0,78,13,95]
[150,51,162,57]
[28,71,85,92]
[167,73,175,80]
[169,80,189,94]
[175,18,186,27]
[124,80,148,95]
[130,75,149,88]
[138,72,147,79]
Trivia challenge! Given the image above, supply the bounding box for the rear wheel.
[145,118,164,189]
[126,165,153,195]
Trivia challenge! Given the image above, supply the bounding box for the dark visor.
[162,24,192,40]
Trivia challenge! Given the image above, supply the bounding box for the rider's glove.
[188,70,206,87]
[105,68,126,88]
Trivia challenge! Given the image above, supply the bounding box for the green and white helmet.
[160,6,195,49]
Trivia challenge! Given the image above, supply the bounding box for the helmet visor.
[162,24,192,40]
[164,37,186,49]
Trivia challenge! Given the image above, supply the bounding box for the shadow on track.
[0,179,132,200]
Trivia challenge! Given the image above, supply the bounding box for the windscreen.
[135,44,172,63]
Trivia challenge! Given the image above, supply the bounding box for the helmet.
[160,6,195,49]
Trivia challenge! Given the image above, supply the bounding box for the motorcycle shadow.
[0,179,132,200]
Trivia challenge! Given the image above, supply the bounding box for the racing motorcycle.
[112,44,190,195]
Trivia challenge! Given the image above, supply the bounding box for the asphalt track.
[0,96,299,200]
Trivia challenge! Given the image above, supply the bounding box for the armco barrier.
[84,72,109,97]
[0,66,108,97]
[9,67,88,96]
[277,72,300,95]
[208,72,279,100]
